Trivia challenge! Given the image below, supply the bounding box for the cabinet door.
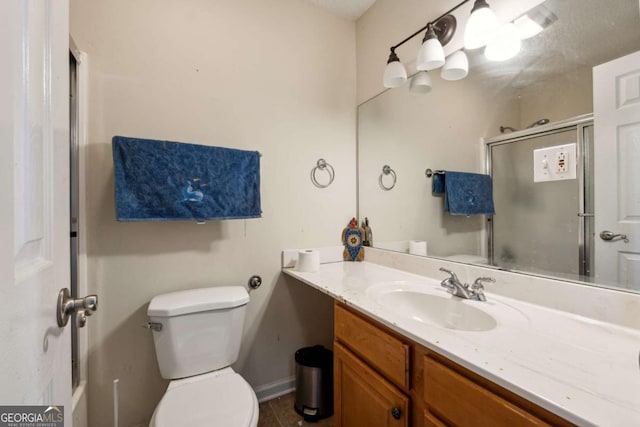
[424,410,447,427]
[335,303,410,389]
[334,342,409,427]
[423,355,552,426]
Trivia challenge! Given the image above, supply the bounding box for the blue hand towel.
[112,136,261,221]
[444,171,495,216]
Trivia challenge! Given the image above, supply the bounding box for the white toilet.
[147,286,259,426]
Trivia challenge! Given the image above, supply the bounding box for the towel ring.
[311,158,335,188]
[379,165,397,191]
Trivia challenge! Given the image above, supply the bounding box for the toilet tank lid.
[148,286,249,317]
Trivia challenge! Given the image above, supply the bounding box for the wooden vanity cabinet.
[420,353,573,426]
[334,303,410,426]
[334,342,409,427]
[333,301,575,427]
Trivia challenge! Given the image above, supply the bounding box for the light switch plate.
[533,143,577,182]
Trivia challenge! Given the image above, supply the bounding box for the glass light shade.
[416,38,445,71]
[409,71,433,94]
[383,60,408,88]
[514,15,543,40]
[440,50,469,81]
[464,2,499,49]
[485,23,521,61]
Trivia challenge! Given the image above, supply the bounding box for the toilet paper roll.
[296,250,320,273]
[409,240,428,256]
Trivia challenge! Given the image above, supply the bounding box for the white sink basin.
[367,281,520,332]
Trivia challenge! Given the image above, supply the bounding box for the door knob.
[57,288,98,328]
[599,230,629,243]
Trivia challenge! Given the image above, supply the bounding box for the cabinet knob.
[390,407,401,420]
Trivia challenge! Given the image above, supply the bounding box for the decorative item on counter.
[342,217,365,261]
[361,217,373,247]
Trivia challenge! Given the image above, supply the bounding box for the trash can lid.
[295,345,333,368]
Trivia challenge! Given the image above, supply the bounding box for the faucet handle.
[439,267,459,282]
[472,277,495,290]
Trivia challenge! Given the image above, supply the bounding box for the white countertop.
[283,261,640,427]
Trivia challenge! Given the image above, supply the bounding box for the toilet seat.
[151,369,258,427]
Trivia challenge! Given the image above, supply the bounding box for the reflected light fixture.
[441,50,469,81]
[409,71,433,93]
[513,15,544,40]
[383,49,408,88]
[514,6,558,40]
[464,0,499,49]
[484,22,521,61]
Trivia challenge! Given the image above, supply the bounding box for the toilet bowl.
[150,368,258,427]
[147,286,258,426]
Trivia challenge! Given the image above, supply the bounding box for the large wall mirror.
[358,0,640,293]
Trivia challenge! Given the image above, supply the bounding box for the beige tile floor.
[258,392,333,427]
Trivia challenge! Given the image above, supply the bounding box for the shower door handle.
[599,230,629,243]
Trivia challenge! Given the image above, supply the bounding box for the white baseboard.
[253,376,296,403]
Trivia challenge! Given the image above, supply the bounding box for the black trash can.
[294,345,333,421]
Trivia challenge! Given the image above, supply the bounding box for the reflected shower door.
[489,122,593,281]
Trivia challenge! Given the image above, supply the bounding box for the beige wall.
[70,0,355,425]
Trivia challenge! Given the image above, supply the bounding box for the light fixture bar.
[389,0,472,52]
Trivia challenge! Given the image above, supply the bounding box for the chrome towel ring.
[379,165,397,191]
[311,158,335,188]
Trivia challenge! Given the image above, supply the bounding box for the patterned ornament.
[342,218,365,261]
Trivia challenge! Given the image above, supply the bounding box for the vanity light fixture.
[383,48,408,88]
[381,0,474,90]
[416,24,446,71]
[464,0,499,49]
[382,0,552,89]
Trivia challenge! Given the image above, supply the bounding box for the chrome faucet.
[439,268,494,301]
[439,267,470,299]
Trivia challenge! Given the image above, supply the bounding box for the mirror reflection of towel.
[432,173,445,195]
[443,171,495,216]
[112,136,261,221]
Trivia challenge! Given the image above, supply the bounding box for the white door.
[0,0,72,424]
[593,50,640,289]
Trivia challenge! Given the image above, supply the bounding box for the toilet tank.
[147,286,249,379]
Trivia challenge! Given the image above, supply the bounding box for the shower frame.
[484,114,594,280]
